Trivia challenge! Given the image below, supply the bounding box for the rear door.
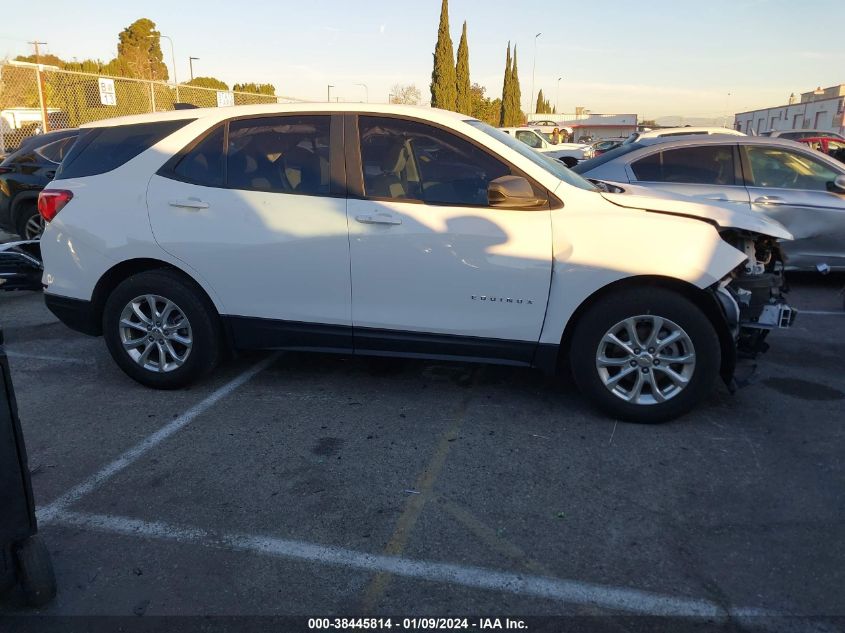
[625,143,750,208]
[741,144,845,269]
[147,113,353,350]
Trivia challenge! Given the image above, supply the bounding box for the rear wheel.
[14,536,56,607]
[103,269,220,389]
[569,287,721,423]
[15,202,44,240]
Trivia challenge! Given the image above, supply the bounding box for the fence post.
[149,81,156,113]
[35,65,50,133]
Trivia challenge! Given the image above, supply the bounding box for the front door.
[346,115,553,363]
[147,113,353,350]
[742,144,845,269]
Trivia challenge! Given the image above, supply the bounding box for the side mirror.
[559,156,579,169]
[827,174,845,193]
[488,175,545,209]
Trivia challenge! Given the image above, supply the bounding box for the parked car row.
[573,134,845,271]
[499,127,591,161]
[34,104,795,422]
[0,128,79,239]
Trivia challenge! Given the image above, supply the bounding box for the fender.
[539,205,746,348]
[10,190,40,225]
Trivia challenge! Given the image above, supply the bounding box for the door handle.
[753,195,785,204]
[169,199,209,210]
[355,213,402,225]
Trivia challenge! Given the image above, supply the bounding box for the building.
[734,84,845,136]
[527,113,637,141]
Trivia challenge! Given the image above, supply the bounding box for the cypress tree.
[455,21,471,115]
[499,42,512,126]
[536,89,545,115]
[510,46,522,126]
[430,0,457,111]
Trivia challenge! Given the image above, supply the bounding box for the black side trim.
[44,295,101,336]
[354,326,536,365]
[225,316,353,352]
[225,316,557,370]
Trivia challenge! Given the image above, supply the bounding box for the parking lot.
[1,272,844,627]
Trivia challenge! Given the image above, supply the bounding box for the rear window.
[36,135,78,164]
[55,120,193,179]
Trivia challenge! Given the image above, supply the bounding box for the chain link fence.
[1,60,306,154]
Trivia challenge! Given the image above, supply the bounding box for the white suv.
[39,104,794,422]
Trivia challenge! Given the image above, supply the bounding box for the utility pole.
[327,85,334,102]
[29,41,50,133]
[354,83,369,103]
[556,77,562,114]
[189,56,199,81]
[531,33,541,115]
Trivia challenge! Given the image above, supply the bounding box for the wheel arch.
[554,275,736,385]
[90,258,224,339]
[10,191,40,227]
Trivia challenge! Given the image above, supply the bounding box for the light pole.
[556,77,562,114]
[149,34,179,101]
[354,83,369,103]
[531,32,541,115]
[327,85,334,102]
[189,56,199,81]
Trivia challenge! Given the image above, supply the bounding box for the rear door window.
[36,135,78,164]
[631,145,736,185]
[56,120,192,179]
[226,115,331,195]
[170,125,225,187]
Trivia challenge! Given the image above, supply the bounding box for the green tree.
[470,83,500,127]
[499,42,512,126]
[455,21,471,115]
[430,0,456,110]
[233,82,276,95]
[112,18,169,81]
[510,46,523,125]
[185,76,229,90]
[535,89,544,114]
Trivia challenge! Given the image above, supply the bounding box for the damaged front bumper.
[0,241,42,292]
[716,270,796,358]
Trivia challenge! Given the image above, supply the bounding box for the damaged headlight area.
[715,230,796,357]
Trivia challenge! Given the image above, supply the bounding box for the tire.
[14,536,56,607]
[14,201,44,240]
[569,287,720,424]
[103,269,221,389]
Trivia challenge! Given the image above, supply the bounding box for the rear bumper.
[43,294,101,336]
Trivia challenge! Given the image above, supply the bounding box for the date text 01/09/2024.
[307,618,528,630]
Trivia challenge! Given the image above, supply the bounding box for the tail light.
[0,166,14,175]
[38,189,73,222]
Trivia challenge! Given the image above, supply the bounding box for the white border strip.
[51,509,769,618]
[796,310,845,316]
[37,354,277,523]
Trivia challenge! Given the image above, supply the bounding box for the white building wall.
[735,96,845,135]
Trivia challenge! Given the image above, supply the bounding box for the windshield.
[571,142,645,174]
[466,120,597,191]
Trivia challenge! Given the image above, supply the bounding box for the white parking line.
[795,310,845,316]
[37,354,278,523]
[50,509,770,618]
[5,351,92,365]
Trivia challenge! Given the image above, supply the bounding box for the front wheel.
[569,287,721,423]
[103,269,221,389]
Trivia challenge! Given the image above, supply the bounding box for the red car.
[797,136,845,163]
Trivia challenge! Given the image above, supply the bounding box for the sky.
[2,0,844,120]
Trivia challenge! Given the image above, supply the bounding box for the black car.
[0,129,78,240]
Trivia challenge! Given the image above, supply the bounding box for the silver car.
[574,135,845,270]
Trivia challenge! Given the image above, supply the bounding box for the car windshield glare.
[466,120,597,191]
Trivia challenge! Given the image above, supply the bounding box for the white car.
[38,104,794,422]
[624,126,745,145]
[499,127,590,161]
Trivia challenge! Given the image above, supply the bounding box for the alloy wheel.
[596,315,696,405]
[118,294,193,373]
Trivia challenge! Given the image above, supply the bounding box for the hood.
[598,182,793,240]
